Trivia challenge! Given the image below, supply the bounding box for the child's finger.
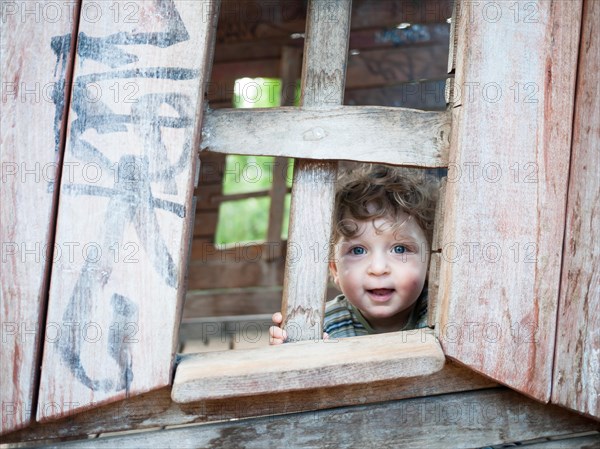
[271,312,283,325]
[323,332,329,340]
[269,325,287,345]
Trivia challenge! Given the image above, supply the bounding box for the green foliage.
[215,78,297,245]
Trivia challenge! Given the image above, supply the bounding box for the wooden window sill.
[171,328,445,403]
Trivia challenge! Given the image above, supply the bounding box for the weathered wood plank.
[0,0,78,435]
[36,0,220,421]
[278,0,351,342]
[193,210,219,238]
[2,361,494,444]
[187,253,285,290]
[172,329,444,402]
[345,79,448,110]
[520,434,600,448]
[552,0,600,420]
[202,106,450,167]
[437,0,583,402]
[182,285,340,319]
[178,314,272,343]
[37,389,600,449]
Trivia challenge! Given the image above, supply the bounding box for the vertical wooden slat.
[36,0,219,421]
[437,0,582,402]
[281,0,352,341]
[552,0,599,419]
[0,1,78,434]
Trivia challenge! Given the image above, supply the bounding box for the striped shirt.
[323,290,428,339]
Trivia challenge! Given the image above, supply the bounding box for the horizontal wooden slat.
[187,255,285,290]
[202,106,450,167]
[182,285,340,318]
[208,43,450,103]
[172,329,445,402]
[33,389,599,449]
[193,210,219,238]
[2,361,494,444]
[345,79,448,109]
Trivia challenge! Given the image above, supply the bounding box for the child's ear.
[329,261,340,288]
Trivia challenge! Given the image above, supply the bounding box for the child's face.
[329,214,429,332]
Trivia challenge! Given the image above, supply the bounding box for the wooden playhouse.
[1,0,599,446]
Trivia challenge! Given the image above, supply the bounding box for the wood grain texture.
[3,361,494,444]
[437,0,583,402]
[202,106,450,167]
[552,0,600,420]
[279,0,351,341]
[33,389,600,448]
[0,1,78,435]
[36,0,219,422]
[172,329,445,402]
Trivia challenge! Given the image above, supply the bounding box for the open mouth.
[367,288,395,302]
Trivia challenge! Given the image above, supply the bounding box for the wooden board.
[4,361,494,444]
[36,0,219,421]
[172,329,445,402]
[437,0,583,402]
[31,389,600,448]
[0,1,78,435]
[345,79,448,110]
[279,0,351,342]
[552,0,600,420]
[202,106,450,167]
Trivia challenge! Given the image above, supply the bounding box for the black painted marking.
[52,0,197,392]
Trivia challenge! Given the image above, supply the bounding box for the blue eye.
[351,247,365,255]
[393,245,406,254]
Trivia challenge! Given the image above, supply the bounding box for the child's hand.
[269,312,287,345]
[269,312,330,344]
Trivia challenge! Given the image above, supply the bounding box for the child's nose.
[367,254,390,275]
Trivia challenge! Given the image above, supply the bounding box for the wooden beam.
[3,361,494,444]
[172,329,444,402]
[20,389,599,448]
[552,0,600,420]
[36,0,220,422]
[278,0,351,342]
[202,106,450,167]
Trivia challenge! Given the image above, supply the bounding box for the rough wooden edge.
[2,360,495,444]
[29,389,600,448]
[172,329,445,402]
[201,106,450,167]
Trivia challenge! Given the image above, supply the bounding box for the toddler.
[270,164,439,343]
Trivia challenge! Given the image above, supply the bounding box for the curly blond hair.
[333,164,439,245]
